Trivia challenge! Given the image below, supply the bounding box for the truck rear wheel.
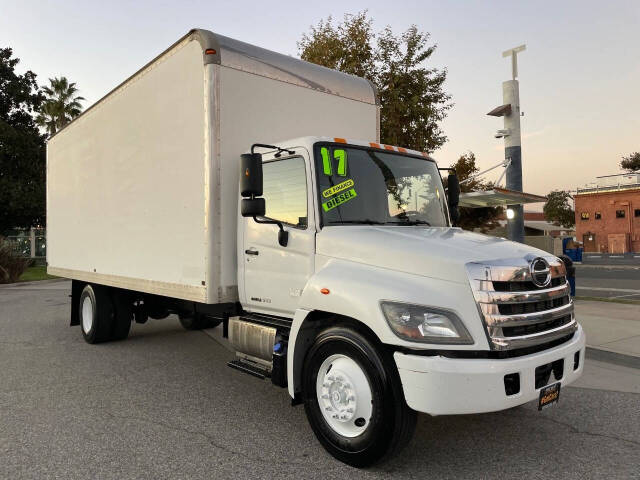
[79,284,114,344]
[302,326,416,467]
[111,291,133,340]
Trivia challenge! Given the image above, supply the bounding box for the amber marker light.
[205,49,217,55]
[320,288,330,295]
[333,137,347,144]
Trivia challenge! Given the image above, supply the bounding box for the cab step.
[227,359,270,380]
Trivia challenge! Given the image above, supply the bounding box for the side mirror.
[239,149,288,247]
[447,172,460,225]
[241,198,265,217]
[240,153,263,197]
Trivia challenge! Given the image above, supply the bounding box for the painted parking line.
[576,286,640,294]
[610,293,640,299]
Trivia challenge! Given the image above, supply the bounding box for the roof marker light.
[334,138,347,144]
[384,145,395,151]
[320,288,330,295]
[205,49,217,55]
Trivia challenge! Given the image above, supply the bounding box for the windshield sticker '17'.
[322,188,358,212]
[322,179,354,198]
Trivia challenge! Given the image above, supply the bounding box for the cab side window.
[262,157,308,228]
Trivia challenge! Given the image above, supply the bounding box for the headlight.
[380,301,473,344]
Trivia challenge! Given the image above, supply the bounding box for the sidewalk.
[575,299,640,361]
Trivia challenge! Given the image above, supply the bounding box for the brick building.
[574,173,640,253]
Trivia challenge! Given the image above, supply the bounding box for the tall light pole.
[502,44,526,243]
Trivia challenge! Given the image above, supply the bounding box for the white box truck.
[47,29,585,467]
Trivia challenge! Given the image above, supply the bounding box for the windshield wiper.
[386,220,432,226]
[327,220,386,225]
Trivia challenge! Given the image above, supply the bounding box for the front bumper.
[394,325,586,415]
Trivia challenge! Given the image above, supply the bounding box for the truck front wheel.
[79,284,114,344]
[302,326,416,467]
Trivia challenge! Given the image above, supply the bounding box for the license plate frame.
[538,382,561,411]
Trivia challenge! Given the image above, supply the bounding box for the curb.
[0,278,68,288]
[586,347,640,369]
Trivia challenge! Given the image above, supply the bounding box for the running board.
[227,359,270,380]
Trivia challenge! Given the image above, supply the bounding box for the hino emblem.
[530,257,551,288]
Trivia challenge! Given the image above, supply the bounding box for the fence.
[524,235,564,256]
[4,228,46,259]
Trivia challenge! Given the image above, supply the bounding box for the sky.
[2,0,639,204]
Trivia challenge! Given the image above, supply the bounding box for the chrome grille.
[466,256,578,351]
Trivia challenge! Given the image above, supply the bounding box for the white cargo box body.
[47,29,378,303]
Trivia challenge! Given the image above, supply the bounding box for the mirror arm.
[252,216,289,247]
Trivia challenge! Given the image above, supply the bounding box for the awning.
[459,187,547,208]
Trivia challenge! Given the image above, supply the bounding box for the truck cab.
[235,136,585,466]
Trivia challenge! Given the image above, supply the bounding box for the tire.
[79,284,114,344]
[302,326,416,467]
[111,291,133,341]
[179,313,221,330]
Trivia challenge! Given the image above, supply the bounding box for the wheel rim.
[81,295,94,334]
[316,353,373,438]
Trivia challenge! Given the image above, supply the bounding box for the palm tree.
[36,77,85,136]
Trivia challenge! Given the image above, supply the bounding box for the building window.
[580,212,589,220]
[635,209,640,218]
[616,209,626,218]
[595,212,601,220]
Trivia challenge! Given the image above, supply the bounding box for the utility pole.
[501,45,526,243]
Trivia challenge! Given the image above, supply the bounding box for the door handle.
[245,249,259,256]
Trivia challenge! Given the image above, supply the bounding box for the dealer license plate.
[538,382,561,411]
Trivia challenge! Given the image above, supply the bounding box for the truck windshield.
[314,144,449,227]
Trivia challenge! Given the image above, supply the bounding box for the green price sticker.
[322,179,354,198]
[320,147,348,177]
[322,188,358,212]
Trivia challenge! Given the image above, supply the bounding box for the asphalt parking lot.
[576,265,640,301]
[1,281,639,479]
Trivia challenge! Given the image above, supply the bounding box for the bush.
[0,237,32,283]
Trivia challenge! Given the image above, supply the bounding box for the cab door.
[240,152,315,316]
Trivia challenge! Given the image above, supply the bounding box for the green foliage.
[18,265,57,282]
[298,12,375,80]
[543,190,575,228]
[451,152,503,232]
[0,47,46,233]
[620,152,640,172]
[0,236,32,283]
[299,11,452,153]
[36,76,85,136]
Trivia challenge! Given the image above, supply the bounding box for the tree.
[620,152,640,172]
[36,76,84,136]
[451,152,503,232]
[0,47,46,233]
[543,190,575,229]
[299,11,452,153]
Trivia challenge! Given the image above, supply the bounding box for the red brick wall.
[574,189,640,253]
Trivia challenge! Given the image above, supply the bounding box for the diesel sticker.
[322,179,354,198]
[322,188,357,211]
